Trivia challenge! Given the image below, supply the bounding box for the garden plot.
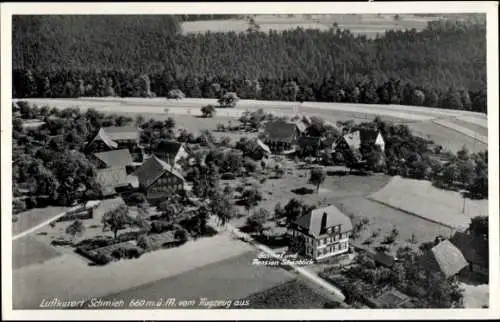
[332,197,452,256]
[369,176,488,230]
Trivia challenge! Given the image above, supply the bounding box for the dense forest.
[12,15,487,112]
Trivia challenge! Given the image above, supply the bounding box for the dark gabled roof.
[154,140,183,154]
[419,240,469,278]
[359,129,382,145]
[152,140,188,163]
[93,149,133,168]
[96,167,130,196]
[264,120,298,142]
[298,136,322,147]
[293,205,353,238]
[134,155,184,189]
[370,251,396,267]
[89,128,119,149]
[102,126,140,141]
[450,232,489,267]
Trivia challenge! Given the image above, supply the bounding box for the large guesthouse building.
[290,205,353,261]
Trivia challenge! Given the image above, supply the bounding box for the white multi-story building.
[290,205,353,261]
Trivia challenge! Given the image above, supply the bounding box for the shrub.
[125,247,143,259]
[221,172,236,180]
[137,234,152,250]
[116,231,141,243]
[125,192,147,205]
[174,228,188,243]
[244,158,258,173]
[375,245,390,253]
[111,247,128,259]
[150,220,174,234]
[13,199,26,214]
[93,253,114,265]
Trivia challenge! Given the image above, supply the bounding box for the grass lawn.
[12,206,68,236]
[369,176,488,230]
[13,236,62,269]
[91,250,295,309]
[333,197,454,256]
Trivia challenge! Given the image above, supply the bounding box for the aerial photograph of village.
[7,11,491,312]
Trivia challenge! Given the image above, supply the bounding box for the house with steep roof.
[290,205,353,261]
[333,129,385,167]
[95,167,131,198]
[91,149,134,169]
[263,119,302,153]
[419,239,469,279]
[151,140,190,172]
[133,155,185,202]
[85,126,142,156]
[450,231,489,280]
[297,136,322,157]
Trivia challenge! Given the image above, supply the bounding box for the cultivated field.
[369,176,488,230]
[14,97,488,153]
[181,14,438,38]
[244,278,337,309]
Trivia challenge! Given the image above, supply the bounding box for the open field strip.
[94,250,297,309]
[13,236,62,269]
[12,232,254,309]
[180,14,431,37]
[16,97,486,120]
[457,115,488,128]
[432,119,488,144]
[368,176,488,230]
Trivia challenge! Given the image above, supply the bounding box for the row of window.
[150,182,182,193]
[318,233,349,246]
[317,242,348,257]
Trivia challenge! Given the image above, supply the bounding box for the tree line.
[12,16,486,113]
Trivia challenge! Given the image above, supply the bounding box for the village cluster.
[12,100,488,309]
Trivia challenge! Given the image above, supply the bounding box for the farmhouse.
[255,139,271,158]
[85,126,142,154]
[290,205,353,261]
[419,239,469,279]
[297,136,322,157]
[333,129,385,164]
[95,167,131,198]
[90,149,133,170]
[450,231,489,280]
[263,119,302,153]
[152,140,190,172]
[134,155,185,202]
